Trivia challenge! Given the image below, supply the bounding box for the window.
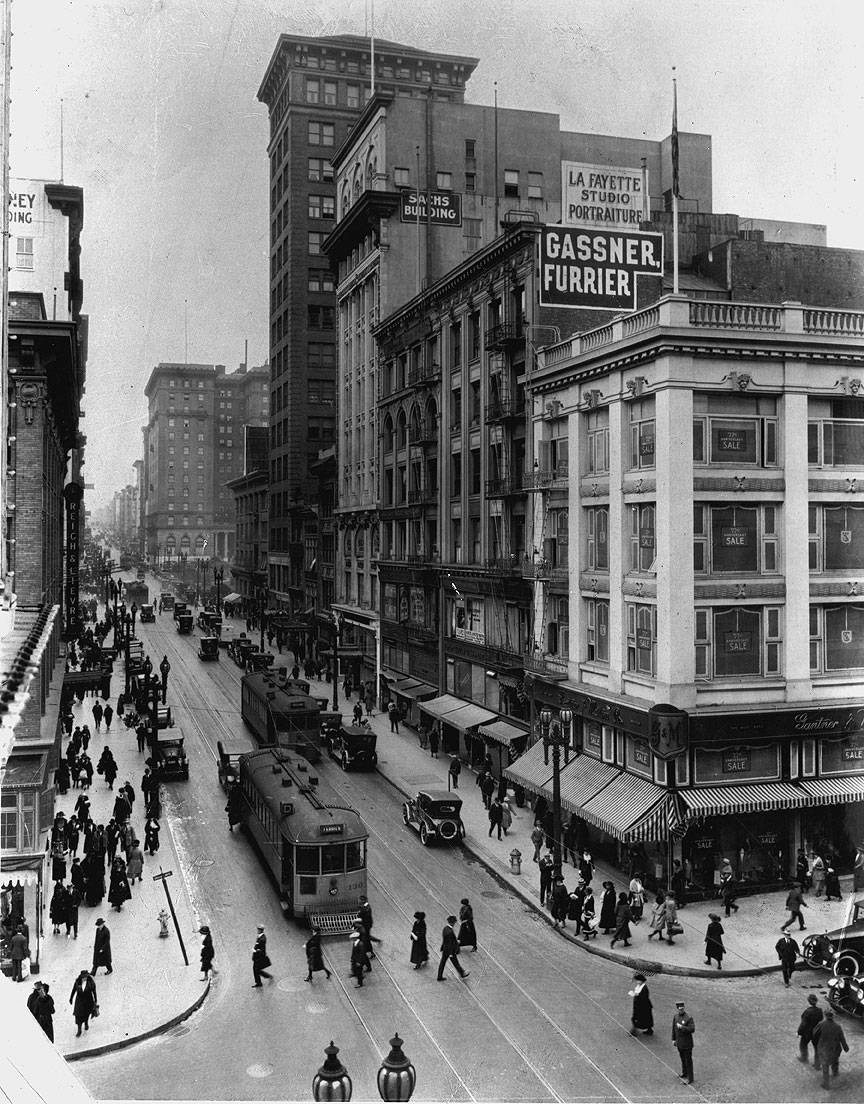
[629,504,656,572]
[528,171,543,198]
[695,606,781,679]
[308,195,335,219]
[504,169,519,197]
[308,158,334,182]
[810,604,864,673]
[308,231,324,255]
[324,81,337,105]
[15,237,34,270]
[626,603,657,676]
[693,504,778,574]
[436,171,452,190]
[810,505,864,572]
[585,410,609,474]
[586,507,609,570]
[586,598,609,663]
[693,393,778,467]
[305,78,320,104]
[308,121,335,146]
[464,172,476,193]
[628,397,655,470]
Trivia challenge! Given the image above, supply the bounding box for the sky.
[11,0,864,509]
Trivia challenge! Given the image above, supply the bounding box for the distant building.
[227,426,269,609]
[142,361,269,565]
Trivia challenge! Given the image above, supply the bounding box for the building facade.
[142,361,268,565]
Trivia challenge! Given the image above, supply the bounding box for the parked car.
[327,724,378,771]
[245,648,275,672]
[156,735,189,780]
[198,636,220,660]
[402,789,464,847]
[139,603,155,623]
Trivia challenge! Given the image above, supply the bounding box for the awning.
[580,773,668,840]
[479,720,529,747]
[418,694,467,720]
[800,776,864,805]
[681,781,811,817]
[503,740,554,795]
[222,592,242,604]
[443,703,498,733]
[391,679,438,702]
[557,755,620,813]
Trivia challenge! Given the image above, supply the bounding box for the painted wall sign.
[538,226,663,311]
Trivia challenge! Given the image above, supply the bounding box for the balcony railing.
[523,651,569,680]
[485,322,524,351]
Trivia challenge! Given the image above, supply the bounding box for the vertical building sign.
[63,482,83,639]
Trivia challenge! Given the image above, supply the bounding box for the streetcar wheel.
[419,823,430,846]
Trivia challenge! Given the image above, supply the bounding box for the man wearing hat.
[92,917,112,975]
[812,1010,849,1088]
[797,994,823,1065]
[628,973,653,1036]
[672,1000,695,1084]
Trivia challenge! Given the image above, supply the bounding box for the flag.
[671,74,680,199]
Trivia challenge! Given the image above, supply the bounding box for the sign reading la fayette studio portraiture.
[539,226,663,312]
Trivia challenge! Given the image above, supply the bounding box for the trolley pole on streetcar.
[152,868,189,965]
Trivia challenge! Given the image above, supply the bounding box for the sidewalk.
[15,650,208,1060]
[304,670,855,978]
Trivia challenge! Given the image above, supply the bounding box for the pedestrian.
[550,876,570,930]
[629,972,654,1036]
[252,924,273,986]
[448,755,461,790]
[722,876,740,917]
[304,926,331,982]
[65,883,81,940]
[103,703,114,730]
[410,911,429,969]
[704,913,725,969]
[797,994,824,1065]
[530,822,545,863]
[672,1000,696,1084]
[357,894,382,950]
[127,840,144,884]
[49,883,68,934]
[824,866,842,901]
[811,852,826,897]
[92,700,103,731]
[458,898,478,950]
[664,893,680,945]
[539,849,555,906]
[92,917,113,975]
[599,881,617,934]
[781,884,808,931]
[387,699,400,733]
[9,925,28,982]
[480,771,495,810]
[35,982,56,1041]
[611,892,633,948]
[198,926,216,980]
[69,970,98,1037]
[812,1010,849,1089]
[429,726,440,758]
[488,797,503,839]
[437,914,469,981]
[628,874,646,922]
[350,928,370,987]
[775,931,800,987]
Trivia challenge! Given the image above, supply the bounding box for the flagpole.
[672,68,680,295]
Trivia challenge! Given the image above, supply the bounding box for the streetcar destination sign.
[539,226,663,311]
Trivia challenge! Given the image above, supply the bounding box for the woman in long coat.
[108,858,132,911]
[647,893,666,941]
[304,926,331,982]
[610,892,633,948]
[599,882,617,934]
[410,911,429,968]
[69,970,98,1037]
[49,884,68,934]
[457,898,477,951]
[704,913,725,969]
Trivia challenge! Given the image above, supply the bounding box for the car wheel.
[419,823,430,846]
[402,805,410,826]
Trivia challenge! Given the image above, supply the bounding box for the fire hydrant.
[157,909,170,938]
[509,849,522,875]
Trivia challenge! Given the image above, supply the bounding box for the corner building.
[514,272,864,892]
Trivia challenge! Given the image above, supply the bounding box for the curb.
[376,764,782,980]
[63,978,211,1062]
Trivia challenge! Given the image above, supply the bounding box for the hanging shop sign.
[560,162,646,228]
[539,226,663,312]
[399,189,462,226]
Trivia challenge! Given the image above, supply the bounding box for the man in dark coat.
[672,1000,695,1084]
[812,1010,850,1088]
[797,994,824,1064]
[629,973,654,1036]
[437,915,469,981]
[775,931,800,987]
[92,917,113,975]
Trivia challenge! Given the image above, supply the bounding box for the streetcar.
[235,746,367,930]
[241,672,324,763]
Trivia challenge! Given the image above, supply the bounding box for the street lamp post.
[539,707,572,873]
[160,655,171,706]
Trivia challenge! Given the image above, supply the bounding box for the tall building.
[257,34,480,610]
[142,361,268,565]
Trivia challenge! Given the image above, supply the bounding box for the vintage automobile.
[245,648,275,672]
[176,612,194,634]
[230,635,254,667]
[401,788,464,847]
[156,735,189,780]
[139,603,155,623]
[198,636,220,660]
[327,724,378,771]
[216,738,247,791]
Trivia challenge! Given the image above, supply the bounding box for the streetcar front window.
[346,840,366,871]
[321,844,344,873]
[296,846,320,874]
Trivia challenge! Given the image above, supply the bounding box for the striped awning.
[580,773,668,840]
[503,740,554,795]
[681,781,810,817]
[800,776,864,805]
[557,755,620,813]
[479,720,530,747]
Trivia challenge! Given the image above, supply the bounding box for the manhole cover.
[277,977,307,992]
[481,891,503,899]
[306,1001,329,1015]
[168,1024,191,1037]
[247,1063,274,1079]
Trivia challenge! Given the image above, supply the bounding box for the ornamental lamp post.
[159,655,171,705]
[377,1033,417,1102]
[312,1041,352,1102]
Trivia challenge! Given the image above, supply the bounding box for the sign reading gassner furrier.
[539,226,663,311]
